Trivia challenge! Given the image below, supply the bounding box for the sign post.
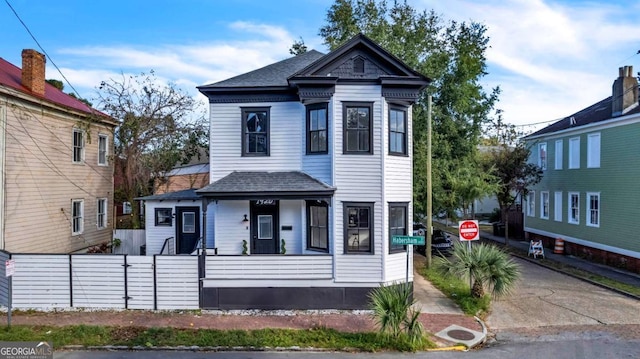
[5,259,15,328]
[458,220,480,290]
[392,236,425,283]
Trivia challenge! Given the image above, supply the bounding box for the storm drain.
[435,324,484,348]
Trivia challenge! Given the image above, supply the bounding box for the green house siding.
[525,121,640,255]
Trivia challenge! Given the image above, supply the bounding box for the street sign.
[392,235,425,245]
[5,259,15,277]
[458,220,480,241]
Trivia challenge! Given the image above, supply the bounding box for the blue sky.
[2,0,640,132]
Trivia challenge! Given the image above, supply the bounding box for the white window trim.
[72,128,85,164]
[569,137,580,169]
[540,191,549,219]
[538,142,547,171]
[568,192,580,225]
[554,191,562,222]
[586,192,600,228]
[554,139,563,170]
[98,134,108,166]
[72,199,84,235]
[97,198,107,230]
[527,191,535,217]
[587,133,601,168]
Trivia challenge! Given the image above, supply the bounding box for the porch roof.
[136,189,201,201]
[196,171,335,200]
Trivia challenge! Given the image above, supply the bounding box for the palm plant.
[369,282,424,346]
[435,243,520,298]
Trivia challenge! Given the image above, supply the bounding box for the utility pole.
[426,95,433,268]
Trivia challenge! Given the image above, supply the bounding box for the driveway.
[485,257,640,330]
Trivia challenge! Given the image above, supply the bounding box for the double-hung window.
[538,143,547,171]
[540,191,549,219]
[306,103,328,154]
[389,203,408,253]
[568,192,580,224]
[97,198,107,229]
[527,191,535,217]
[71,199,84,235]
[72,128,84,163]
[307,201,328,252]
[242,107,270,156]
[98,134,108,166]
[587,133,600,168]
[343,102,372,154]
[344,202,373,253]
[587,192,600,227]
[389,106,407,155]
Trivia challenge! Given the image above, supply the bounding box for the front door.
[176,206,200,254]
[250,200,279,254]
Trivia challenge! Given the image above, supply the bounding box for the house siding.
[213,201,250,255]
[1,98,114,253]
[144,199,203,255]
[526,122,640,256]
[302,102,332,185]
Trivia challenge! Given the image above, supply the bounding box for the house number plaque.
[255,199,275,206]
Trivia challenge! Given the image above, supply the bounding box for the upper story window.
[527,191,535,217]
[353,57,365,74]
[307,200,328,252]
[554,139,563,170]
[242,107,270,156]
[538,143,547,171]
[71,199,84,235]
[389,106,407,155]
[568,192,580,224]
[343,102,373,154]
[98,134,108,166]
[569,137,580,169]
[344,202,373,254]
[587,133,600,168]
[72,128,84,163]
[306,103,328,154]
[97,198,107,229]
[389,203,408,253]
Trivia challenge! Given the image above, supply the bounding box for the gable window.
[343,102,373,154]
[389,106,407,155]
[72,128,84,163]
[98,134,108,166]
[97,198,107,229]
[554,191,562,222]
[587,192,600,227]
[306,103,328,154]
[540,191,549,219]
[569,137,580,169]
[555,139,563,170]
[307,200,328,252]
[155,208,173,226]
[242,107,270,156]
[344,202,373,254]
[71,199,84,235]
[389,203,408,253]
[587,133,600,168]
[538,143,547,170]
[527,191,535,217]
[353,57,365,74]
[568,192,580,224]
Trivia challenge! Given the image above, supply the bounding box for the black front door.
[176,206,200,254]
[250,200,279,254]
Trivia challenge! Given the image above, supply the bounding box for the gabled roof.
[0,57,112,122]
[136,188,201,201]
[196,171,335,200]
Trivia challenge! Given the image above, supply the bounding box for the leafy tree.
[96,71,208,228]
[46,79,93,106]
[289,37,308,55]
[319,0,500,219]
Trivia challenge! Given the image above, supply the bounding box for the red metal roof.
[0,56,100,116]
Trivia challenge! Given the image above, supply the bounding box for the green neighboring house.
[524,65,640,274]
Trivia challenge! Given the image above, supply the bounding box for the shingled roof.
[136,189,201,201]
[196,171,335,200]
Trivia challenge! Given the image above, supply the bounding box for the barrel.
[554,238,564,254]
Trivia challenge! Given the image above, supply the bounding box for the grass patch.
[0,325,434,352]
[419,265,490,317]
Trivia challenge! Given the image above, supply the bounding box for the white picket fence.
[112,229,146,255]
[9,254,199,310]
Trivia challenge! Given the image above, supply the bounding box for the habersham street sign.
[392,235,425,245]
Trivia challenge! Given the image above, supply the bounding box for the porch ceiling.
[196,171,335,200]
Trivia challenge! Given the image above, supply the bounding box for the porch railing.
[205,255,333,280]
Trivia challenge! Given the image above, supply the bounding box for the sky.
[2,0,640,133]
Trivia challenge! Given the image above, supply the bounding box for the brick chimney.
[611,65,638,116]
[21,49,46,96]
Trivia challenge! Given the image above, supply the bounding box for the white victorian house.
[140,34,430,309]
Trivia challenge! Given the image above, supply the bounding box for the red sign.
[458,220,479,241]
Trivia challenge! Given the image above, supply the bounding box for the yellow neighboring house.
[0,49,118,253]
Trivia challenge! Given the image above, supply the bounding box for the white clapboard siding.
[0,251,9,306]
[126,256,155,309]
[205,255,333,280]
[155,256,199,310]
[12,254,70,309]
[214,201,250,255]
[72,255,125,308]
[385,251,413,283]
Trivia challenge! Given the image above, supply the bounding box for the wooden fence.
[112,229,146,255]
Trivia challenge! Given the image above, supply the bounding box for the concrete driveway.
[485,257,640,330]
